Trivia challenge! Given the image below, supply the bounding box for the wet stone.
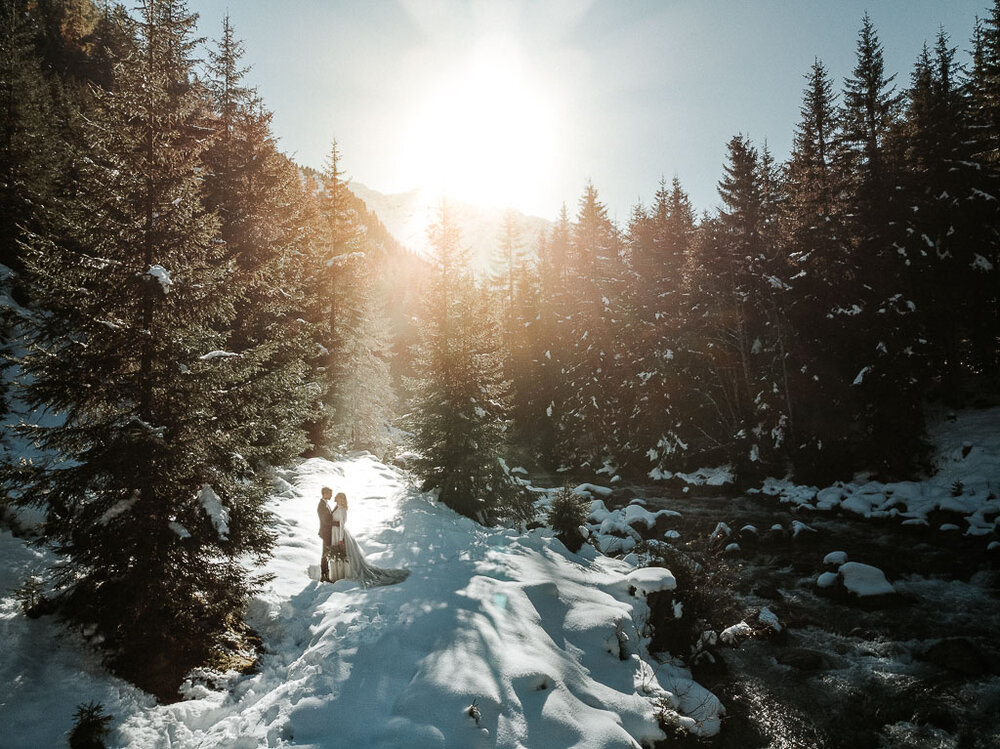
[919,637,989,676]
[775,648,827,672]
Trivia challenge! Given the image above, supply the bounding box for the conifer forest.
[1,1,1000,747]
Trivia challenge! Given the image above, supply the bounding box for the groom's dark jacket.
[317,499,334,546]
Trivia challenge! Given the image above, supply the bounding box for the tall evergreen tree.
[558,183,626,470]
[9,0,272,698]
[781,58,859,480]
[409,203,529,524]
[839,14,925,475]
[301,142,393,452]
[201,15,313,465]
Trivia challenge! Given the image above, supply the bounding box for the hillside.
[347,183,554,273]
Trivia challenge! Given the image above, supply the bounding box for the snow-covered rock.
[838,562,895,597]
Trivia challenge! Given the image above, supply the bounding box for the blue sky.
[186,1,986,222]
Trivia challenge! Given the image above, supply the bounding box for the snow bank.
[0,454,721,747]
[753,408,1000,543]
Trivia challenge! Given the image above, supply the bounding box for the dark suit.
[318,498,334,580]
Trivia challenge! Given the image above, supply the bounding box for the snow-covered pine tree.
[965,9,1000,377]
[899,32,998,398]
[409,202,530,524]
[558,183,627,471]
[9,0,273,698]
[301,142,393,453]
[201,15,313,466]
[679,135,790,477]
[838,14,926,475]
[626,177,695,478]
[780,58,860,481]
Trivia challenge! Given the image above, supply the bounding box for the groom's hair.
[321,486,333,497]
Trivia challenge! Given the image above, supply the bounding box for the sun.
[403,40,559,214]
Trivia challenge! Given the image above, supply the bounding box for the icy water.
[643,492,1000,749]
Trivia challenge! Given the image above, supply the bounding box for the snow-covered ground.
[0,453,721,748]
[753,407,1000,543]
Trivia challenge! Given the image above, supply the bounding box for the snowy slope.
[348,183,553,274]
[0,454,720,748]
[754,407,1000,541]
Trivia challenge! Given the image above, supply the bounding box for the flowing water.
[639,491,1000,749]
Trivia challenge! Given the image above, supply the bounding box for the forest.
[1,0,999,729]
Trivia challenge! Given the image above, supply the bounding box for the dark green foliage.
[546,487,587,552]
[200,15,313,466]
[9,0,274,698]
[301,143,395,454]
[69,701,112,749]
[409,203,531,525]
[12,574,45,617]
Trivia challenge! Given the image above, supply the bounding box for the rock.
[761,524,788,544]
[822,550,849,567]
[776,648,827,671]
[920,637,988,676]
[736,524,759,545]
[790,520,818,541]
[723,542,741,557]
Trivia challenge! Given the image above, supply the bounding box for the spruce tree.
[558,183,626,471]
[201,15,314,465]
[839,14,925,475]
[300,142,393,452]
[10,0,272,698]
[781,58,859,480]
[409,203,529,524]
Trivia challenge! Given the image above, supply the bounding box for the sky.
[186,0,987,223]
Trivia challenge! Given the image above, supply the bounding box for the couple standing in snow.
[317,486,409,587]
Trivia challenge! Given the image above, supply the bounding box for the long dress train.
[328,504,409,588]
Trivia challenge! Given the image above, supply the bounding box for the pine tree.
[409,202,529,524]
[0,0,63,289]
[201,15,313,465]
[9,0,272,697]
[676,136,790,477]
[558,183,627,471]
[838,14,925,475]
[966,8,1000,376]
[781,58,859,480]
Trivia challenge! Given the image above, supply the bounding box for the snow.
[816,571,838,588]
[838,562,895,597]
[823,551,849,566]
[197,484,230,540]
[754,408,1000,543]
[146,264,173,293]
[971,253,994,272]
[97,493,139,526]
[198,350,240,361]
[652,465,734,486]
[0,454,722,747]
[720,621,752,645]
[624,567,677,596]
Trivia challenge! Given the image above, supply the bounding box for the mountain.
[347,183,554,274]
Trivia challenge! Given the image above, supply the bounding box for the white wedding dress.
[327,504,409,588]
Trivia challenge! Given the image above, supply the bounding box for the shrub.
[547,488,588,552]
[69,702,112,749]
[12,575,45,618]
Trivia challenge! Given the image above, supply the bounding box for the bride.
[323,490,409,587]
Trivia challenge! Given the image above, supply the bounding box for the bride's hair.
[335,492,348,508]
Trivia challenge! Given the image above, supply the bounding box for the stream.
[639,491,1000,748]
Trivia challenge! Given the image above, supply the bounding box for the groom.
[317,486,335,582]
